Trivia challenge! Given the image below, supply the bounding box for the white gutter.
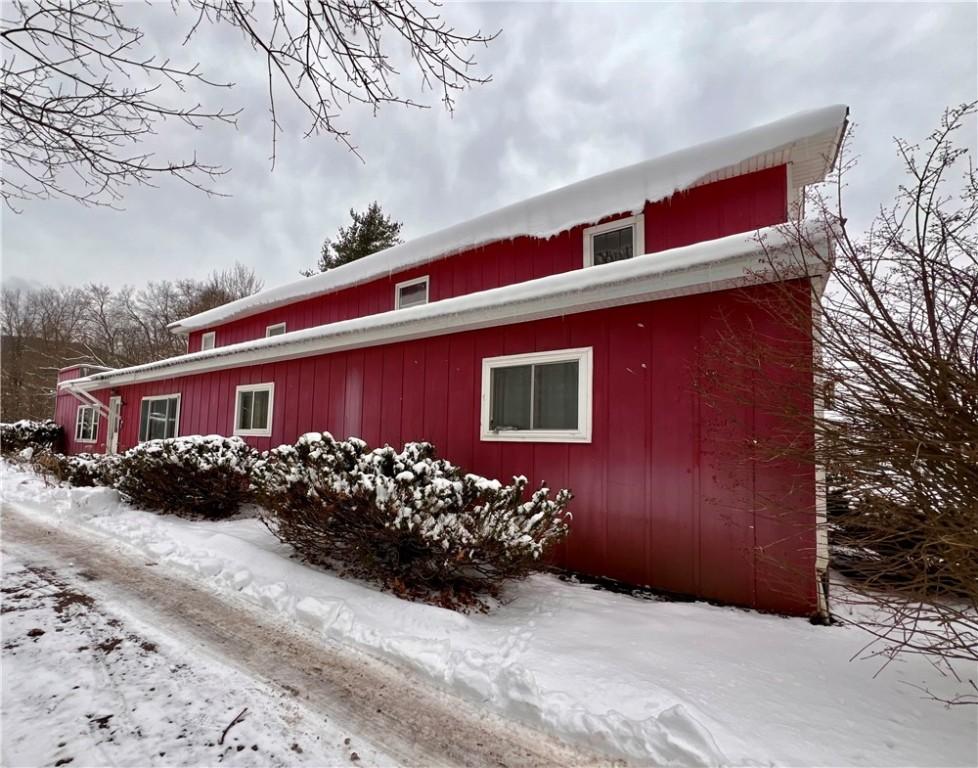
[63,226,832,392]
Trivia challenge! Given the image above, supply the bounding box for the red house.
[56,105,848,616]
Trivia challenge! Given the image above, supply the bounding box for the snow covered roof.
[169,104,849,334]
[65,224,833,391]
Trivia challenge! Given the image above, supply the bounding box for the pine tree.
[303,202,403,275]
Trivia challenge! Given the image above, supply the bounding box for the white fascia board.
[66,227,832,392]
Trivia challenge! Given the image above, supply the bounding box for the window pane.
[267,324,285,337]
[238,391,253,431]
[398,281,428,308]
[140,400,150,442]
[140,397,178,441]
[533,361,579,430]
[490,365,532,430]
[166,398,178,438]
[592,226,634,265]
[252,390,269,430]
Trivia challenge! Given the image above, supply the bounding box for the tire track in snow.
[2,504,615,768]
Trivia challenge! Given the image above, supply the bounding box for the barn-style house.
[56,105,849,616]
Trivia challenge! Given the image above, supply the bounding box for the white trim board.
[480,347,593,443]
[394,275,430,309]
[582,214,645,268]
[233,382,275,437]
[137,393,182,441]
[63,226,832,392]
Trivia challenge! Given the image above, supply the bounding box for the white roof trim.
[65,225,832,392]
[169,105,848,333]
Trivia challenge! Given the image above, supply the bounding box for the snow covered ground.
[2,463,975,767]
[1,551,392,767]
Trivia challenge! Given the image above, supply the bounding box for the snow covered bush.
[0,420,62,456]
[253,432,572,611]
[32,451,120,487]
[114,436,255,519]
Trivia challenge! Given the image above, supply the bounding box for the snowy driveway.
[1,505,604,768]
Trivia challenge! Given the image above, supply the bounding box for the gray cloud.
[2,2,975,292]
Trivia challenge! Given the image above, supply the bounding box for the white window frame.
[75,404,99,444]
[233,382,275,437]
[582,214,645,267]
[138,393,181,442]
[394,275,430,310]
[200,331,216,351]
[480,347,593,443]
[265,322,287,338]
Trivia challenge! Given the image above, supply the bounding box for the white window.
[138,394,181,442]
[234,383,274,437]
[480,348,592,443]
[395,276,429,310]
[583,214,645,267]
[200,331,216,351]
[75,405,99,443]
[266,323,287,338]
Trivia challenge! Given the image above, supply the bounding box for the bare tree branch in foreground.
[1,0,497,209]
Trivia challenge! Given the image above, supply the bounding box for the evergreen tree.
[303,202,403,275]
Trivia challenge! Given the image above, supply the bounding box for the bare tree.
[1,0,496,209]
[704,103,977,701]
[1,263,263,419]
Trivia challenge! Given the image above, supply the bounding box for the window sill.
[480,430,591,444]
[234,429,272,438]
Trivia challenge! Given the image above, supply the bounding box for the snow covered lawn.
[2,463,975,767]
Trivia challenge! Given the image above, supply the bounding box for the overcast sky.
[2,2,975,293]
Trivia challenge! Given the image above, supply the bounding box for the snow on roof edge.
[169,105,848,334]
[168,104,849,333]
[69,224,831,390]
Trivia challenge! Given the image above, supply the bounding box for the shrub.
[31,450,120,487]
[114,435,255,519]
[253,432,572,611]
[1,420,62,456]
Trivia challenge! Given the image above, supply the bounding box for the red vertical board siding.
[60,167,823,615]
[184,168,788,352]
[64,281,817,616]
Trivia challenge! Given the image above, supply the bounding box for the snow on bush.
[0,420,62,456]
[114,436,254,519]
[252,432,572,611]
[32,451,120,488]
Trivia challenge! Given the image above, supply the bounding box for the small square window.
[481,348,592,443]
[201,331,216,351]
[266,323,287,338]
[583,215,645,267]
[235,383,274,437]
[75,405,99,443]
[395,276,429,310]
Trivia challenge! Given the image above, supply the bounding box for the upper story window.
[480,347,592,443]
[583,214,645,267]
[395,276,429,310]
[266,322,287,338]
[75,405,99,443]
[234,383,274,437]
[200,331,216,351]
[139,394,180,441]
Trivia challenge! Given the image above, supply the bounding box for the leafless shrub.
[704,103,977,695]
